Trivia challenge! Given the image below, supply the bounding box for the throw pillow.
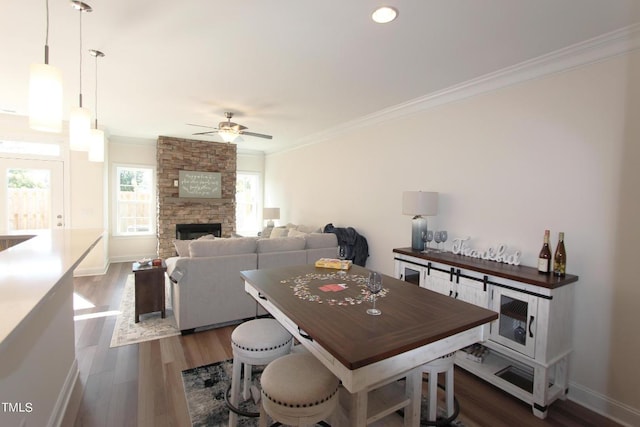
[288,228,307,238]
[261,226,274,238]
[269,227,288,238]
[173,239,191,257]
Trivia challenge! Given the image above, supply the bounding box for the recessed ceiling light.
[372,6,398,24]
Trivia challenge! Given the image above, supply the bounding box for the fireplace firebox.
[175,223,222,240]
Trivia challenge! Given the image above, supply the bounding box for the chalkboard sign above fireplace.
[178,170,221,199]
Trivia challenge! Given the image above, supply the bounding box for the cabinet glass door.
[490,286,538,358]
[397,262,423,286]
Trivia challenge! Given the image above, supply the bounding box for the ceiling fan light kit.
[372,6,398,24]
[187,111,273,142]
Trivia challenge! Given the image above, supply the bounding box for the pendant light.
[69,1,92,151]
[88,49,105,162]
[29,0,63,132]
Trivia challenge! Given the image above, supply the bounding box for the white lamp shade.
[263,207,280,220]
[28,63,63,132]
[88,128,104,162]
[69,106,92,151]
[402,191,438,216]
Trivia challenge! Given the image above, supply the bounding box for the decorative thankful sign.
[451,237,521,265]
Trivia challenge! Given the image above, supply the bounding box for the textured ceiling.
[1,0,639,153]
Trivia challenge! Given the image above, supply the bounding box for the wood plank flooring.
[63,262,621,427]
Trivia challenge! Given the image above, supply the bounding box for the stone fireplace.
[156,136,236,259]
[175,223,222,240]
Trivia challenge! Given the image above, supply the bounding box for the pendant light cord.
[94,53,98,129]
[44,0,50,64]
[78,8,83,108]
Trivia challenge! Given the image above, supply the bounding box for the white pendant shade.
[69,106,92,151]
[28,63,63,132]
[88,128,104,162]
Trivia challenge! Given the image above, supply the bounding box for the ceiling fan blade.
[192,130,219,136]
[241,131,273,140]
[187,123,218,129]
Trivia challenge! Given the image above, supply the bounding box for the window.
[236,172,261,236]
[114,165,155,236]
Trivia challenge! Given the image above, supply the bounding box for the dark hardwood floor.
[63,262,621,427]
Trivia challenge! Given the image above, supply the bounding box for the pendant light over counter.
[29,0,63,133]
[88,49,105,162]
[68,1,93,152]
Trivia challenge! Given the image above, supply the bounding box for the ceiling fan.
[187,112,273,142]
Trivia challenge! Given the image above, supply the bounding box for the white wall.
[108,136,158,262]
[265,51,640,425]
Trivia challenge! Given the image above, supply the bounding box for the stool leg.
[229,355,242,427]
[428,371,438,422]
[243,363,252,400]
[258,400,268,427]
[446,366,454,417]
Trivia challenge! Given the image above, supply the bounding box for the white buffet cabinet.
[393,247,579,419]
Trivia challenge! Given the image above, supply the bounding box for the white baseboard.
[74,263,109,276]
[47,359,79,427]
[569,380,640,427]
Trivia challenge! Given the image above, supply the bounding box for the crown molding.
[280,24,640,155]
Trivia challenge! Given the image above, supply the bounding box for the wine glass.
[440,231,448,252]
[337,246,347,275]
[433,231,442,252]
[366,271,383,316]
[426,230,433,251]
[421,231,429,253]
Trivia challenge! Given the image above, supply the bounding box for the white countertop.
[0,229,104,347]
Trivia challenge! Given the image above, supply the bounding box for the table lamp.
[263,207,280,228]
[402,191,438,251]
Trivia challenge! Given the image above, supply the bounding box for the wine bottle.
[537,230,551,274]
[553,232,566,277]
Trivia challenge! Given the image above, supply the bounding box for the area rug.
[181,359,465,427]
[109,274,181,347]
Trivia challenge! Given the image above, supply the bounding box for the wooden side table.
[132,260,167,323]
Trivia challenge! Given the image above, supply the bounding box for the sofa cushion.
[297,224,322,234]
[189,237,257,257]
[257,236,306,253]
[305,233,338,249]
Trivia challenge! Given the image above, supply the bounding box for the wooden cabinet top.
[393,247,578,289]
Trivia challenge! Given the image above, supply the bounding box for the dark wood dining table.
[241,264,498,426]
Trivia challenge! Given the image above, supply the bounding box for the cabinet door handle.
[454,291,459,299]
[258,293,268,301]
[449,290,453,297]
[529,315,535,338]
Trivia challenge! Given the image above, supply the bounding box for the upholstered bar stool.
[228,318,293,427]
[259,352,340,427]
[422,352,456,423]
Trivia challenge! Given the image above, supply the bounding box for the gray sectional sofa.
[165,233,338,333]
